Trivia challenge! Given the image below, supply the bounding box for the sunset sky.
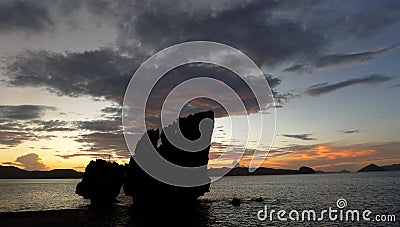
[1,0,400,172]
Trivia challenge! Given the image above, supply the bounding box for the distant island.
[0,165,82,179]
[1,163,399,179]
[380,163,400,171]
[209,166,316,176]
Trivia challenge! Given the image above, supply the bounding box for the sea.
[0,171,399,226]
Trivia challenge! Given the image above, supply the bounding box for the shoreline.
[0,202,209,226]
[0,209,89,227]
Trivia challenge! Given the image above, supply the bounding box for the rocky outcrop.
[76,159,125,205]
[124,111,214,204]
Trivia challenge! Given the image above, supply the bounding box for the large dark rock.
[76,159,125,205]
[298,166,316,174]
[358,164,385,172]
[124,111,214,204]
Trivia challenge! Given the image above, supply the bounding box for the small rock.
[231,198,241,206]
[252,197,263,202]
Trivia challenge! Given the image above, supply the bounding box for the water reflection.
[82,201,212,226]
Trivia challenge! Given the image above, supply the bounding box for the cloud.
[3,1,397,109]
[116,0,325,67]
[54,131,130,160]
[0,105,55,120]
[3,0,399,70]
[0,120,25,131]
[305,74,392,96]
[31,120,74,132]
[0,131,34,147]
[5,51,287,126]
[74,132,130,158]
[284,44,400,73]
[0,119,72,147]
[5,49,135,104]
[0,1,52,33]
[14,153,49,171]
[283,64,313,74]
[0,109,71,147]
[252,141,400,171]
[315,44,400,68]
[115,0,400,73]
[340,130,361,134]
[76,119,121,132]
[55,153,118,160]
[100,106,122,118]
[1,1,400,162]
[281,133,316,141]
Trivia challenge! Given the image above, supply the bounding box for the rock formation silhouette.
[124,110,214,204]
[76,159,125,205]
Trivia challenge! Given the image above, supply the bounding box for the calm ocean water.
[0,172,399,226]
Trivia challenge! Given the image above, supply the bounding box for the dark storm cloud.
[115,0,400,72]
[312,1,400,39]
[305,74,392,96]
[280,0,400,73]
[281,133,316,141]
[117,0,324,67]
[2,0,399,159]
[0,105,55,120]
[0,0,53,32]
[5,50,288,122]
[4,0,398,107]
[141,64,285,120]
[5,49,135,104]
[3,0,399,71]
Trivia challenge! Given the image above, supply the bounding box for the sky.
[0,0,399,172]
